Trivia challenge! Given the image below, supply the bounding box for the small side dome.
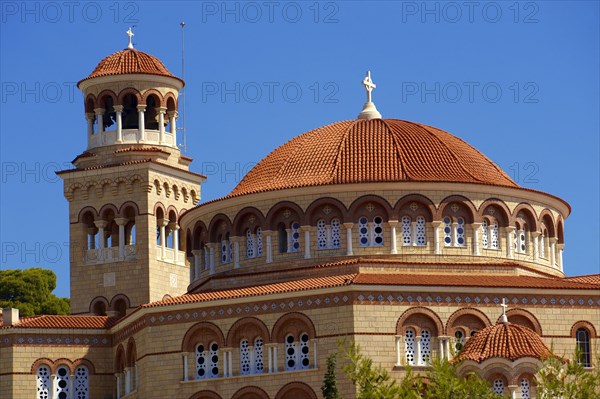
[455,322,553,363]
[78,48,183,86]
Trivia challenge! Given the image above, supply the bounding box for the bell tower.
[58,30,205,316]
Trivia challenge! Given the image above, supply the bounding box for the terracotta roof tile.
[455,322,554,363]
[564,274,600,285]
[114,147,170,155]
[1,315,117,330]
[228,119,518,198]
[143,273,357,308]
[78,49,182,85]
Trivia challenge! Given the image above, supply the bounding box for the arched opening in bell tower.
[122,94,139,129]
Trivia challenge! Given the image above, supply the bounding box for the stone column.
[472,222,482,256]
[85,112,95,147]
[94,108,105,135]
[124,367,131,394]
[411,221,417,246]
[158,219,168,260]
[507,385,518,399]
[168,110,178,143]
[444,338,450,359]
[115,373,121,399]
[87,227,96,249]
[415,336,422,366]
[549,237,557,267]
[388,220,398,254]
[114,105,124,143]
[395,335,402,366]
[301,226,311,259]
[169,223,180,264]
[115,218,128,259]
[136,105,146,142]
[94,220,108,249]
[264,230,273,263]
[207,244,216,274]
[232,237,241,268]
[313,339,318,368]
[558,243,564,271]
[531,231,540,261]
[438,337,445,360]
[506,226,516,259]
[182,353,189,381]
[432,221,442,255]
[343,223,354,255]
[157,107,167,144]
[192,250,201,280]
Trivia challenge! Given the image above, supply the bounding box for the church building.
[1,33,598,399]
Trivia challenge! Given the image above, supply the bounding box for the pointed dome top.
[455,322,553,363]
[78,48,183,86]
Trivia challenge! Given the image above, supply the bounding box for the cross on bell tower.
[357,70,382,120]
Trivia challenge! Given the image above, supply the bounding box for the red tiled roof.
[564,274,600,285]
[78,48,182,85]
[455,322,553,363]
[352,273,600,290]
[228,119,518,198]
[143,273,357,308]
[1,315,117,330]
[114,147,170,155]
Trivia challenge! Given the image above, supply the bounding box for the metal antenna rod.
[178,21,187,154]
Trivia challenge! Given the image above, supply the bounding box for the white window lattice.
[373,216,384,246]
[246,230,255,259]
[540,233,546,258]
[290,223,300,252]
[402,216,412,245]
[196,343,207,379]
[204,249,210,270]
[74,366,89,399]
[256,227,263,256]
[443,217,452,246]
[455,218,465,246]
[454,330,465,351]
[240,339,251,375]
[209,342,219,378]
[405,329,415,365]
[519,230,527,253]
[299,333,310,369]
[520,378,530,399]
[254,337,264,374]
[416,216,426,246]
[317,219,327,249]
[481,220,489,248]
[54,365,70,399]
[493,379,504,395]
[359,217,369,247]
[331,218,341,248]
[490,222,499,249]
[285,334,297,370]
[221,239,231,264]
[420,329,431,364]
[37,365,51,399]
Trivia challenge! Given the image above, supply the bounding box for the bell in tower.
[58,29,205,317]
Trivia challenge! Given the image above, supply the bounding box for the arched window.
[240,339,251,375]
[54,365,70,399]
[444,217,465,247]
[317,219,341,250]
[290,222,301,252]
[74,366,89,399]
[454,329,465,351]
[415,216,426,246]
[36,365,51,399]
[285,333,310,371]
[220,234,232,264]
[481,219,489,248]
[420,329,431,364]
[405,329,415,365]
[455,217,465,246]
[490,220,499,249]
[514,221,528,254]
[254,337,264,374]
[196,342,219,379]
[317,219,327,249]
[492,378,505,395]
[520,377,531,399]
[358,216,384,247]
[540,229,546,259]
[256,227,263,256]
[576,328,591,367]
[278,223,288,253]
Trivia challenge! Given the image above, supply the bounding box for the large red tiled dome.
[228,119,518,197]
[78,48,182,85]
[455,322,553,363]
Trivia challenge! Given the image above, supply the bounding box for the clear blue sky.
[1,1,598,298]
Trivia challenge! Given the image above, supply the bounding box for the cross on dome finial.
[357,70,382,120]
[500,298,509,323]
[126,27,134,49]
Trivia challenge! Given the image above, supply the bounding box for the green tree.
[536,352,600,399]
[322,353,342,399]
[0,268,70,317]
[424,357,500,399]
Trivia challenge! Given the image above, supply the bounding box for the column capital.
[557,243,565,250]
[167,110,179,118]
[471,222,482,228]
[387,220,399,227]
[136,105,146,112]
[157,219,169,228]
[230,236,243,243]
[94,220,108,229]
[113,105,124,113]
[191,249,202,256]
[93,107,105,115]
[155,106,168,114]
[299,225,313,232]
[431,220,443,227]
[206,242,217,249]
[262,229,273,235]
[530,231,541,238]
[342,222,354,229]
[85,112,95,120]
[168,222,180,231]
[505,226,516,232]
[114,217,129,226]
[549,237,558,244]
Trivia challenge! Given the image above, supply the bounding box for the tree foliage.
[322,353,342,399]
[0,268,69,317]
[536,352,600,399]
[338,340,499,399]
